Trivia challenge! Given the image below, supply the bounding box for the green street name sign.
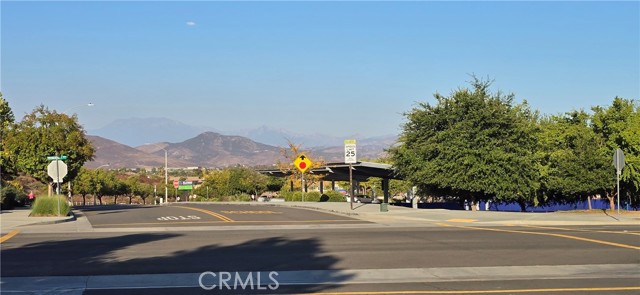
[47,156,68,161]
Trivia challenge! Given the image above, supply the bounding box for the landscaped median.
[30,195,70,217]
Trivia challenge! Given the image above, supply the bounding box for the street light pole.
[143,143,169,204]
[164,148,168,204]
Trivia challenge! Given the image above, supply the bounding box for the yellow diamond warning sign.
[294,154,313,173]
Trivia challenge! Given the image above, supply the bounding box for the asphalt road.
[2,213,639,294]
[78,204,368,228]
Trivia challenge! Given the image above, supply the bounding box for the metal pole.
[301,172,305,202]
[617,171,621,215]
[349,164,353,210]
[164,149,168,204]
[55,160,61,216]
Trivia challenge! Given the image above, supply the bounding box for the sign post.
[47,156,68,217]
[613,148,625,215]
[344,140,357,210]
[294,154,313,202]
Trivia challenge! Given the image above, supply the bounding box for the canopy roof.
[258,161,403,182]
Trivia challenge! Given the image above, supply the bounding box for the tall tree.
[3,105,95,185]
[277,140,325,192]
[537,111,613,208]
[73,167,95,206]
[591,97,640,208]
[0,93,17,181]
[389,78,539,211]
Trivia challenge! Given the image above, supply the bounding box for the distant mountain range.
[88,117,386,148]
[88,118,219,147]
[85,131,396,169]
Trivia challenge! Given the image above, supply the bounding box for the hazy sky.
[2,1,639,137]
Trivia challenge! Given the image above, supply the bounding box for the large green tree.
[3,105,95,185]
[591,97,640,208]
[0,93,17,181]
[537,111,613,208]
[73,167,96,206]
[389,78,539,211]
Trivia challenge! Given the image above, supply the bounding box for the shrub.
[321,190,347,202]
[1,185,27,210]
[281,191,299,202]
[280,191,341,202]
[221,194,252,202]
[304,191,321,202]
[30,196,70,217]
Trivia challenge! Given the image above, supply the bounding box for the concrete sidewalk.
[264,201,640,226]
[1,207,75,235]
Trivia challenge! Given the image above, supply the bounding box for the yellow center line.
[301,286,640,295]
[173,206,234,222]
[0,229,20,243]
[436,223,640,251]
[446,219,477,223]
[522,224,640,236]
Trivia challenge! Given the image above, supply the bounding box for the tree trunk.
[606,192,615,211]
[517,200,527,212]
[82,194,86,206]
[470,196,477,211]
[587,195,592,210]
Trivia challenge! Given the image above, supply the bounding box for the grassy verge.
[30,195,70,217]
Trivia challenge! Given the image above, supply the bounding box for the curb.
[24,211,77,226]
[175,201,363,217]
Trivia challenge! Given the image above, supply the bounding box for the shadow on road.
[1,233,352,293]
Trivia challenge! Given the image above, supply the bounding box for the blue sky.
[2,1,639,138]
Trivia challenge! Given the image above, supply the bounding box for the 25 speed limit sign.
[344,139,357,164]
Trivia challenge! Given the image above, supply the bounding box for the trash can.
[380,202,388,212]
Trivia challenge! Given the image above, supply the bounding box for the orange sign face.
[294,154,313,173]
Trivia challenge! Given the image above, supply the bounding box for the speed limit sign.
[344,139,357,164]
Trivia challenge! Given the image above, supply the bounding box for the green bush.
[281,191,300,202]
[321,190,347,202]
[220,194,252,202]
[30,196,70,216]
[280,191,343,202]
[304,191,321,202]
[1,185,27,210]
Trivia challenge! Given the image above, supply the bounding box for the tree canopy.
[389,78,539,210]
[3,105,95,183]
[537,111,612,204]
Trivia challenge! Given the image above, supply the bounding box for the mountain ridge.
[85,131,395,169]
[89,117,395,149]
